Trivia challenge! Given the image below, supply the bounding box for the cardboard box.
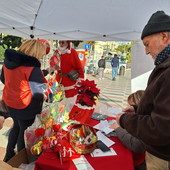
[0,160,22,170]
[7,148,28,169]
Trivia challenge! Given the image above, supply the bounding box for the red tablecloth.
[34,118,134,170]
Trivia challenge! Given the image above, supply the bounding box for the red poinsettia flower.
[34,128,45,137]
[75,79,100,107]
[90,86,100,94]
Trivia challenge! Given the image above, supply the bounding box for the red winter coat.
[50,48,84,98]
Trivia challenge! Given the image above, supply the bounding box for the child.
[127,90,144,106]
[110,90,146,170]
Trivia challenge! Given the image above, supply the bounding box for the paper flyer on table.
[96,131,115,147]
[93,120,115,134]
[107,107,122,117]
[91,148,117,157]
[72,155,94,170]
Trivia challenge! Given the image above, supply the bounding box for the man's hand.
[116,113,125,125]
[109,122,120,130]
[122,105,135,114]
[0,116,5,130]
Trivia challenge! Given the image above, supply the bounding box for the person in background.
[1,39,46,162]
[98,55,106,80]
[110,90,146,170]
[116,11,170,170]
[49,40,84,98]
[111,54,119,81]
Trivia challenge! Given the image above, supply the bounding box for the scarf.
[155,44,170,65]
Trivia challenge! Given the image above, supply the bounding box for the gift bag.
[56,138,80,162]
[69,104,94,124]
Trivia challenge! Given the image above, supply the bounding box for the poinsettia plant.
[75,79,100,107]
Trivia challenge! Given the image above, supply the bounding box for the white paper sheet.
[93,120,115,134]
[96,131,115,147]
[107,107,122,117]
[72,155,94,170]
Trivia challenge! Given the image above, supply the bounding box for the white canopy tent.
[0,0,170,41]
[0,0,169,92]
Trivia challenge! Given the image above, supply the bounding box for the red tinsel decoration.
[52,124,61,132]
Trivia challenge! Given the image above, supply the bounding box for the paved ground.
[0,69,131,160]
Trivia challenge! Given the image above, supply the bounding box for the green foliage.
[115,42,132,63]
[85,41,97,46]
[0,45,6,61]
[115,43,131,53]
[0,34,22,61]
[3,35,22,48]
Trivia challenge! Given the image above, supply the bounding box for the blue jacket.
[111,57,119,67]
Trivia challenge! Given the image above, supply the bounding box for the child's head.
[18,39,46,60]
[127,90,145,105]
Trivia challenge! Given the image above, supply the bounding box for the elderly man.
[116,11,170,170]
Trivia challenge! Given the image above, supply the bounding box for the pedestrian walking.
[98,55,105,80]
[111,54,119,80]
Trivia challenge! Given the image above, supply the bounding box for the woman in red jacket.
[1,39,46,162]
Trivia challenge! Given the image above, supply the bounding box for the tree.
[0,45,5,61]
[71,40,83,48]
[0,34,23,61]
[2,35,22,49]
[115,42,132,63]
[85,41,97,51]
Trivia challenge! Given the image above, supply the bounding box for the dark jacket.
[120,55,170,161]
[0,49,45,120]
[115,127,146,170]
[111,56,119,67]
[98,59,105,68]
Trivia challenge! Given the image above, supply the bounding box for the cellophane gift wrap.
[69,124,97,154]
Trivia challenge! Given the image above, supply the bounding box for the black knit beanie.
[141,11,170,40]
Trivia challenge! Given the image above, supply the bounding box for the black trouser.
[3,118,35,162]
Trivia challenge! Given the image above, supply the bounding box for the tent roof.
[0,0,170,41]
